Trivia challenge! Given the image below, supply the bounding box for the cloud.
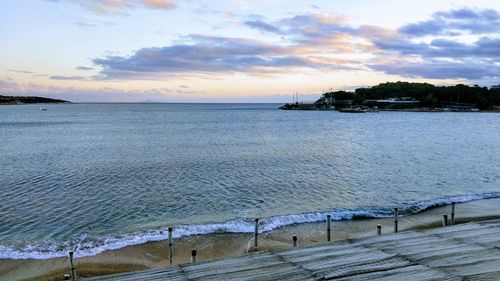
[87,8,499,81]
[370,60,500,80]
[0,78,202,102]
[265,9,500,80]
[50,75,91,80]
[0,78,19,92]
[367,8,500,80]
[75,21,99,29]
[429,37,500,58]
[76,66,95,71]
[92,35,347,79]
[399,8,500,37]
[141,0,173,9]
[369,39,500,79]
[244,20,282,34]
[59,0,174,14]
[0,77,324,103]
[265,14,350,40]
[245,13,355,43]
[243,13,381,53]
[7,69,33,74]
[37,6,499,83]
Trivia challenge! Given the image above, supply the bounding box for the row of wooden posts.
[63,202,457,280]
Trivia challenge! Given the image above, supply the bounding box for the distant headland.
[280,82,500,112]
[0,95,70,105]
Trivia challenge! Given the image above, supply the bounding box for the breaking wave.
[2,192,500,260]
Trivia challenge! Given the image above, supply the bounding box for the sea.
[1,103,500,259]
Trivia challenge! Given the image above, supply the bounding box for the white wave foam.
[2,192,500,260]
[405,192,500,214]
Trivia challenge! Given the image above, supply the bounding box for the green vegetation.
[0,95,69,105]
[323,82,500,110]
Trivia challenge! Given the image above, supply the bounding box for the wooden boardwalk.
[85,220,500,280]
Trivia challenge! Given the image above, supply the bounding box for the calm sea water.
[1,103,500,259]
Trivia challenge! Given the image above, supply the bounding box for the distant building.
[335,100,354,107]
[363,98,420,109]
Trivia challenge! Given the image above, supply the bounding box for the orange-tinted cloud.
[67,0,174,14]
[141,0,174,9]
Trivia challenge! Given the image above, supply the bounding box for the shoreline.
[3,192,500,261]
[280,107,500,113]
[3,197,500,281]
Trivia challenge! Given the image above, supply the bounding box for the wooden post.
[168,227,173,264]
[394,208,399,233]
[442,214,448,227]
[377,224,382,236]
[451,202,455,225]
[292,235,298,247]
[69,251,76,280]
[191,249,197,263]
[254,218,259,249]
[326,215,331,242]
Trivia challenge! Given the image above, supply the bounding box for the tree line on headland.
[282,82,500,110]
[0,95,69,105]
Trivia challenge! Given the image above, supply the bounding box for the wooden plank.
[182,258,289,279]
[276,240,352,257]
[435,227,500,239]
[356,231,426,245]
[418,222,491,235]
[414,248,500,268]
[181,251,276,272]
[465,271,500,281]
[189,263,314,281]
[320,256,411,279]
[360,235,446,250]
[292,251,403,273]
[279,245,376,264]
[440,259,500,278]
[334,265,459,281]
[84,265,186,281]
[396,243,487,261]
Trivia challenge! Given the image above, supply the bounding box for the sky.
[1,0,499,102]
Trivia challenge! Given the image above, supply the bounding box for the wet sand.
[2,198,500,281]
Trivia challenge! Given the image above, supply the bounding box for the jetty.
[84,219,500,280]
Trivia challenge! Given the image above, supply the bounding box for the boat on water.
[337,107,368,113]
[39,107,47,111]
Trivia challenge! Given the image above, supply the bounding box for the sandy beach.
[1,198,500,281]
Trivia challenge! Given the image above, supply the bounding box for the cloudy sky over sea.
[1,0,499,102]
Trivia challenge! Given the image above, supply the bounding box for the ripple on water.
[1,104,500,259]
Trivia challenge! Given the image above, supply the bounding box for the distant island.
[281,82,500,112]
[0,95,70,105]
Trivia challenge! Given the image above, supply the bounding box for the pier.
[84,219,500,280]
